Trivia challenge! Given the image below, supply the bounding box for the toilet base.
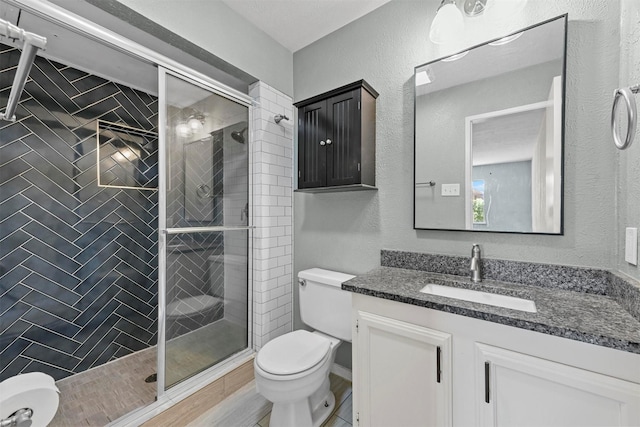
[270,377,335,427]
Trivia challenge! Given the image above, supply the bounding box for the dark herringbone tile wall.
[0,43,159,381]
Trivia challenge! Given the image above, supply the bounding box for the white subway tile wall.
[249,82,294,349]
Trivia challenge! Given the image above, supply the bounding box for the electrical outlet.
[441,183,460,197]
[625,227,638,265]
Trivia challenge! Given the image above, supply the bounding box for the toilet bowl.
[254,268,354,427]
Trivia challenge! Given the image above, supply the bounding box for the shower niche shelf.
[294,80,378,193]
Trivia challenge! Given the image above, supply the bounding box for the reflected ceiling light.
[488,31,523,46]
[429,0,464,44]
[442,50,469,62]
[176,122,191,137]
[187,114,205,132]
[175,110,205,138]
[415,68,434,86]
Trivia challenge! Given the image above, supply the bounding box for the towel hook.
[611,85,640,150]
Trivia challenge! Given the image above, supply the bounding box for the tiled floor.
[49,319,248,426]
[187,373,353,427]
[50,346,157,426]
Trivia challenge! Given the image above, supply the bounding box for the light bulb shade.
[429,3,465,44]
[187,117,204,132]
[176,122,191,137]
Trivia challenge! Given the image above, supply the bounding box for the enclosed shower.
[0,1,253,424]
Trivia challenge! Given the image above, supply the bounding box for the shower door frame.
[5,0,256,424]
[157,66,254,395]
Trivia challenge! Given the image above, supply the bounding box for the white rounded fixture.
[188,116,204,132]
[175,122,191,137]
[429,1,464,44]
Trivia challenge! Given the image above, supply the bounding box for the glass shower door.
[158,69,251,390]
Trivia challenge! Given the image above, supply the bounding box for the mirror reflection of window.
[472,180,486,224]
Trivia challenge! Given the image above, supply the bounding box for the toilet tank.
[298,268,355,342]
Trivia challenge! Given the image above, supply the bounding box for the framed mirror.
[414,15,567,234]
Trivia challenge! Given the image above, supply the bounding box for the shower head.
[231,127,248,143]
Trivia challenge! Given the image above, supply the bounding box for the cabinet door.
[326,89,361,187]
[354,311,452,427]
[476,343,640,427]
[298,99,327,188]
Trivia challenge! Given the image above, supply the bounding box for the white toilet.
[254,268,354,427]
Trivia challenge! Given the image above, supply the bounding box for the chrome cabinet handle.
[320,140,326,146]
[326,139,332,145]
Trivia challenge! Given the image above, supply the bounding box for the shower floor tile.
[50,345,156,426]
[49,319,247,426]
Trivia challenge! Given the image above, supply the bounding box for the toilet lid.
[256,330,331,375]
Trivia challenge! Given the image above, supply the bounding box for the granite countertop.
[343,266,640,354]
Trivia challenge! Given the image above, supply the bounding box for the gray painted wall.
[415,60,561,230]
[473,161,532,232]
[116,0,294,96]
[293,0,620,368]
[616,0,640,281]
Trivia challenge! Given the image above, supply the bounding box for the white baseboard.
[331,363,352,381]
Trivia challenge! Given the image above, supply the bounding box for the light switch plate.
[625,227,637,265]
[441,183,460,197]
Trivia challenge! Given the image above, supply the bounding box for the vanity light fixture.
[429,0,464,44]
[463,0,488,16]
[429,0,528,44]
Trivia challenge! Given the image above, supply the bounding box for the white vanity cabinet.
[477,343,640,427]
[352,293,640,427]
[353,310,452,427]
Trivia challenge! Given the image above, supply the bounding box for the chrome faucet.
[470,244,482,282]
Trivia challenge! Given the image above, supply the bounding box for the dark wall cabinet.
[295,80,378,192]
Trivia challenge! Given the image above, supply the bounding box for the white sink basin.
[419,284,537,313]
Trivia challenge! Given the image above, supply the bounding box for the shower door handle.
[320,140,326,146]
[326,139,332,145]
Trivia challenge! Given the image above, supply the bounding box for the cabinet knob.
[326,139,332,145]
[320,140,326,146]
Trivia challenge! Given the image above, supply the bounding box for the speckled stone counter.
[343,266,640,354]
